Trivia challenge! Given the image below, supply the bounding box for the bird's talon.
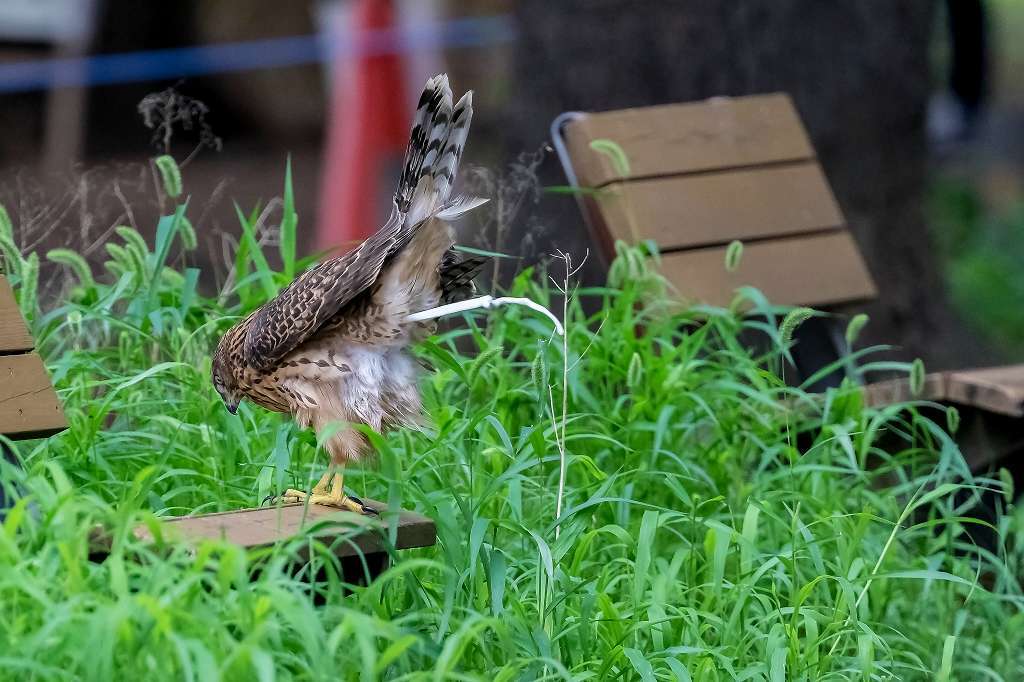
[264,488,308,506]
[346,493,379,516]
[261,480,376,514]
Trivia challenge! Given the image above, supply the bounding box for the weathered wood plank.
[136,500,437,558]
[0,352,67,439]
[862,366,1024,418]
[594,161,844,250]
[944,366,1024,418]
[861,371,1024,472]
[658,232,877,308]
[564,93,815,188]
[861,373,949,408]
[0,277,33,354]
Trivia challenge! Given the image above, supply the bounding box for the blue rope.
[0,14,515,94]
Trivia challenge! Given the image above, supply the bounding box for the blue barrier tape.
[0,14,515,94]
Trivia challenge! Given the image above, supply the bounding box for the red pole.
[316,0,408,254]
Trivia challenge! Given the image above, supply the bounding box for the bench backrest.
[0,275,66,440]
[557,93,877,308]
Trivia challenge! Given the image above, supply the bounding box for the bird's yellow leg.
[280,467,376,515]
[281,469,333,502]
[308,471,376,515]
[313,469,334,495]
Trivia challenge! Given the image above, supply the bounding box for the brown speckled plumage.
[211,74,487,464]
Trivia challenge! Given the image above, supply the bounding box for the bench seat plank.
[863,366,1024,418]
[943,366,1024,418]
[0,277,33,354]
[0,352,67,439]
[658,232,877,308]
[596,161,844,250]
[135,500,436,557]
[565,93,815,187]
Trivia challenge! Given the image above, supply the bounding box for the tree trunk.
[505,0,993,370]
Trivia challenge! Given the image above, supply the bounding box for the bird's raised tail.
[395,74,482,227]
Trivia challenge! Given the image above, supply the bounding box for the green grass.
[0,166,1021,680]
[928,179,1024,355]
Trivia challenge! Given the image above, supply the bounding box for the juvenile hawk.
[211,74,487,514]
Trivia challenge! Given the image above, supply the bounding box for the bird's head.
[211,343,242,415]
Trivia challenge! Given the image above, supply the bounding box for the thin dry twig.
[217,197,284,304]
[546,249,588,540]
[462,144,549,289]
[137,86,222,160]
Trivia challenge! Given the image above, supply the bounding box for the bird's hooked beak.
[226,400,238,415]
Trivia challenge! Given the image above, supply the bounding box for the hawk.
[211,74,487,514]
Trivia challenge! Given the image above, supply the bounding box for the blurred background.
[0,0,1021,371]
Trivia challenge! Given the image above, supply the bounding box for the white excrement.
[406,295,564,336]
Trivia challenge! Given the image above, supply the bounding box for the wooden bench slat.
[659,232,877,308]
[862,366,1024,418]
[136,500,436,557]
[0,277,33,354]
[0,352,67,439]
[565,93,815,188]
[862,373,949,408]
[860,372,1024,473]
[945,366,1024,418]
[596,161,844,250]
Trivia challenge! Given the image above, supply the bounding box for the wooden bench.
[863,366,1024,473]
[552,94,877,309]
[0,272,435,579]
[552,94,1024,474]
[0,275,68,440]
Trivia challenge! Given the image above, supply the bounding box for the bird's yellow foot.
[271,484,378,515]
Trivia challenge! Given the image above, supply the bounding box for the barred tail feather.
[395,74,478,227]
[431,90,473,204]
[395,74,448,213]
[435,195,488,221]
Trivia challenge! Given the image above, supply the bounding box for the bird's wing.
[241,73,476,371]
[242,214,404,371]
[440,250,489,303]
